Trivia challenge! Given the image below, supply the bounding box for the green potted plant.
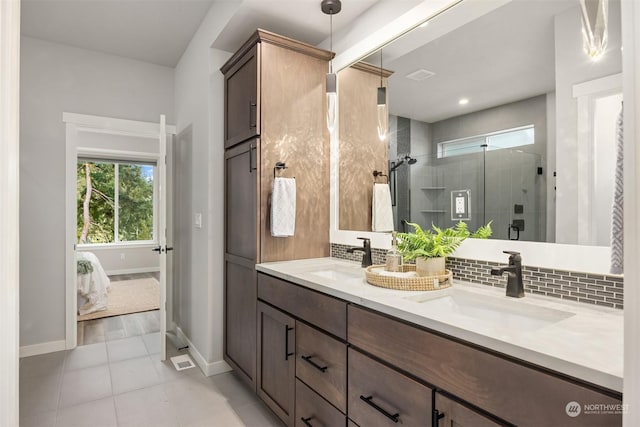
[397,221,492,277]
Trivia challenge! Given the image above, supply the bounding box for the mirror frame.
[329,0,617,275]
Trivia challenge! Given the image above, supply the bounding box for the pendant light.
[377,49,388,141]
[322,0,341,134]
[579,0,609,61]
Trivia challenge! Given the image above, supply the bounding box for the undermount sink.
[404,290,575,332]
[309,268,363,282]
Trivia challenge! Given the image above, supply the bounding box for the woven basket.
[365,264,452,291]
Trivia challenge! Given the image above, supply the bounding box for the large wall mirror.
[337,0,622,247]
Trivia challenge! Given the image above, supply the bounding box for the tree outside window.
[77,160,155,244]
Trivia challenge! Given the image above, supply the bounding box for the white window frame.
[76,159,158,247]
[437,124,535,159]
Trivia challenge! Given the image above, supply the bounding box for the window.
[437,125,535,158]
[77,160,156,244]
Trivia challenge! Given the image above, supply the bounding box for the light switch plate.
[194,213,202,228]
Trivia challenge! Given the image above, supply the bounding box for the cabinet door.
[224,260,256,386]
[224,139,258,386]
[224,45,259,148]
[434,393,504,427]
[225,139,258,261]
[257,301,295,426]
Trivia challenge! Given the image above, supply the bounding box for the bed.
[76,251,110,316]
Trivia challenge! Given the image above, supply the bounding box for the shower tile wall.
[395,116,411,229]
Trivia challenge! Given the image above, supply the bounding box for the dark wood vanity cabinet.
[221,30,331,392]
[258,273,348,426]
[348,305,622,427]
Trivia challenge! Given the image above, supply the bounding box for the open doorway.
[64,113,175,359]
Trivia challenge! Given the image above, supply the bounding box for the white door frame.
[573,73,622,246]
[63,112,175,351]
[0,0,21,425]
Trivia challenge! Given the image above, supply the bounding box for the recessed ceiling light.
[459,98,469,105]
[418,21,429,28]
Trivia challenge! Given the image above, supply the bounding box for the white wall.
[173,1,241,373]
[20,36,174,347]
[554,1,622,244]
[78,246,159,275]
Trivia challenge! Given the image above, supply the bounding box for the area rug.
[78,277,160,321]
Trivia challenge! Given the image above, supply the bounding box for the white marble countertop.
[256,257,623,393]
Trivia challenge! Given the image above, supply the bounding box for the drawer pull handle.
[284,325,294,361]
[248,143,257,172]
[249,101,257,128]
[300,416,313,427]
[433,409,445,426]
[360,395,400,423]
[301,355,328,373]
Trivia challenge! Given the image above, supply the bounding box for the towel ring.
[274,162,294,179]
[373,170,388,183]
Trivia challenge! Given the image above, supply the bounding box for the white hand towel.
[372,183,394,232]
[271,177,296,237]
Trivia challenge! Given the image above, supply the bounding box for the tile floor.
[77,311,161,346]
[20,335,283,427]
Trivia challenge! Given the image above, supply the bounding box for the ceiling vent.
[405,69,435,81]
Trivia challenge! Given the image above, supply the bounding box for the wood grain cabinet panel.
[348,305,622,427]
[295,379,346,427]
[296,321,347,413]
[258,273,347,339]
[257,301,296,426]
[348,348,432,427]
[435,392,504,427]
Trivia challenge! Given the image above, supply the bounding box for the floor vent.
[170,354,196,371]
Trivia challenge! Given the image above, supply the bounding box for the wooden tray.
[365,264,452,291]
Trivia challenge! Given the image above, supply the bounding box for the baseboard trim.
[175,327,232,377]
[20,340,67,358]
[105,267,160,276]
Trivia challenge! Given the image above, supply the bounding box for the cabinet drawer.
[296,379,346,427]
[296,322,346,413]
[348,305,622,426]
[348,348,432,427]
[258,273,347,339]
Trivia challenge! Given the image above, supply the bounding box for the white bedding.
[77,251,110,316]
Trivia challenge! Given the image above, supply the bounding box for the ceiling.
[211,0,381,53]
[369,0,576,123]
[21,0,216,67]
[20,0,385,68]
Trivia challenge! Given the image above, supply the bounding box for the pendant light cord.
[329,11,333,73]
[380,49,383,86]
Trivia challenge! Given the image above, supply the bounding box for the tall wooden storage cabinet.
[221,30,332,391]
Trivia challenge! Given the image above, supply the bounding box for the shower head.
[389,154,417,172]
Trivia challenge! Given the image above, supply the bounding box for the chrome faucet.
[490,250,524,298]
[347,237,373,268]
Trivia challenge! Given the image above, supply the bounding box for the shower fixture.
[389,154,417,172]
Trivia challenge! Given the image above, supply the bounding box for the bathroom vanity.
[255,257,622,427]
